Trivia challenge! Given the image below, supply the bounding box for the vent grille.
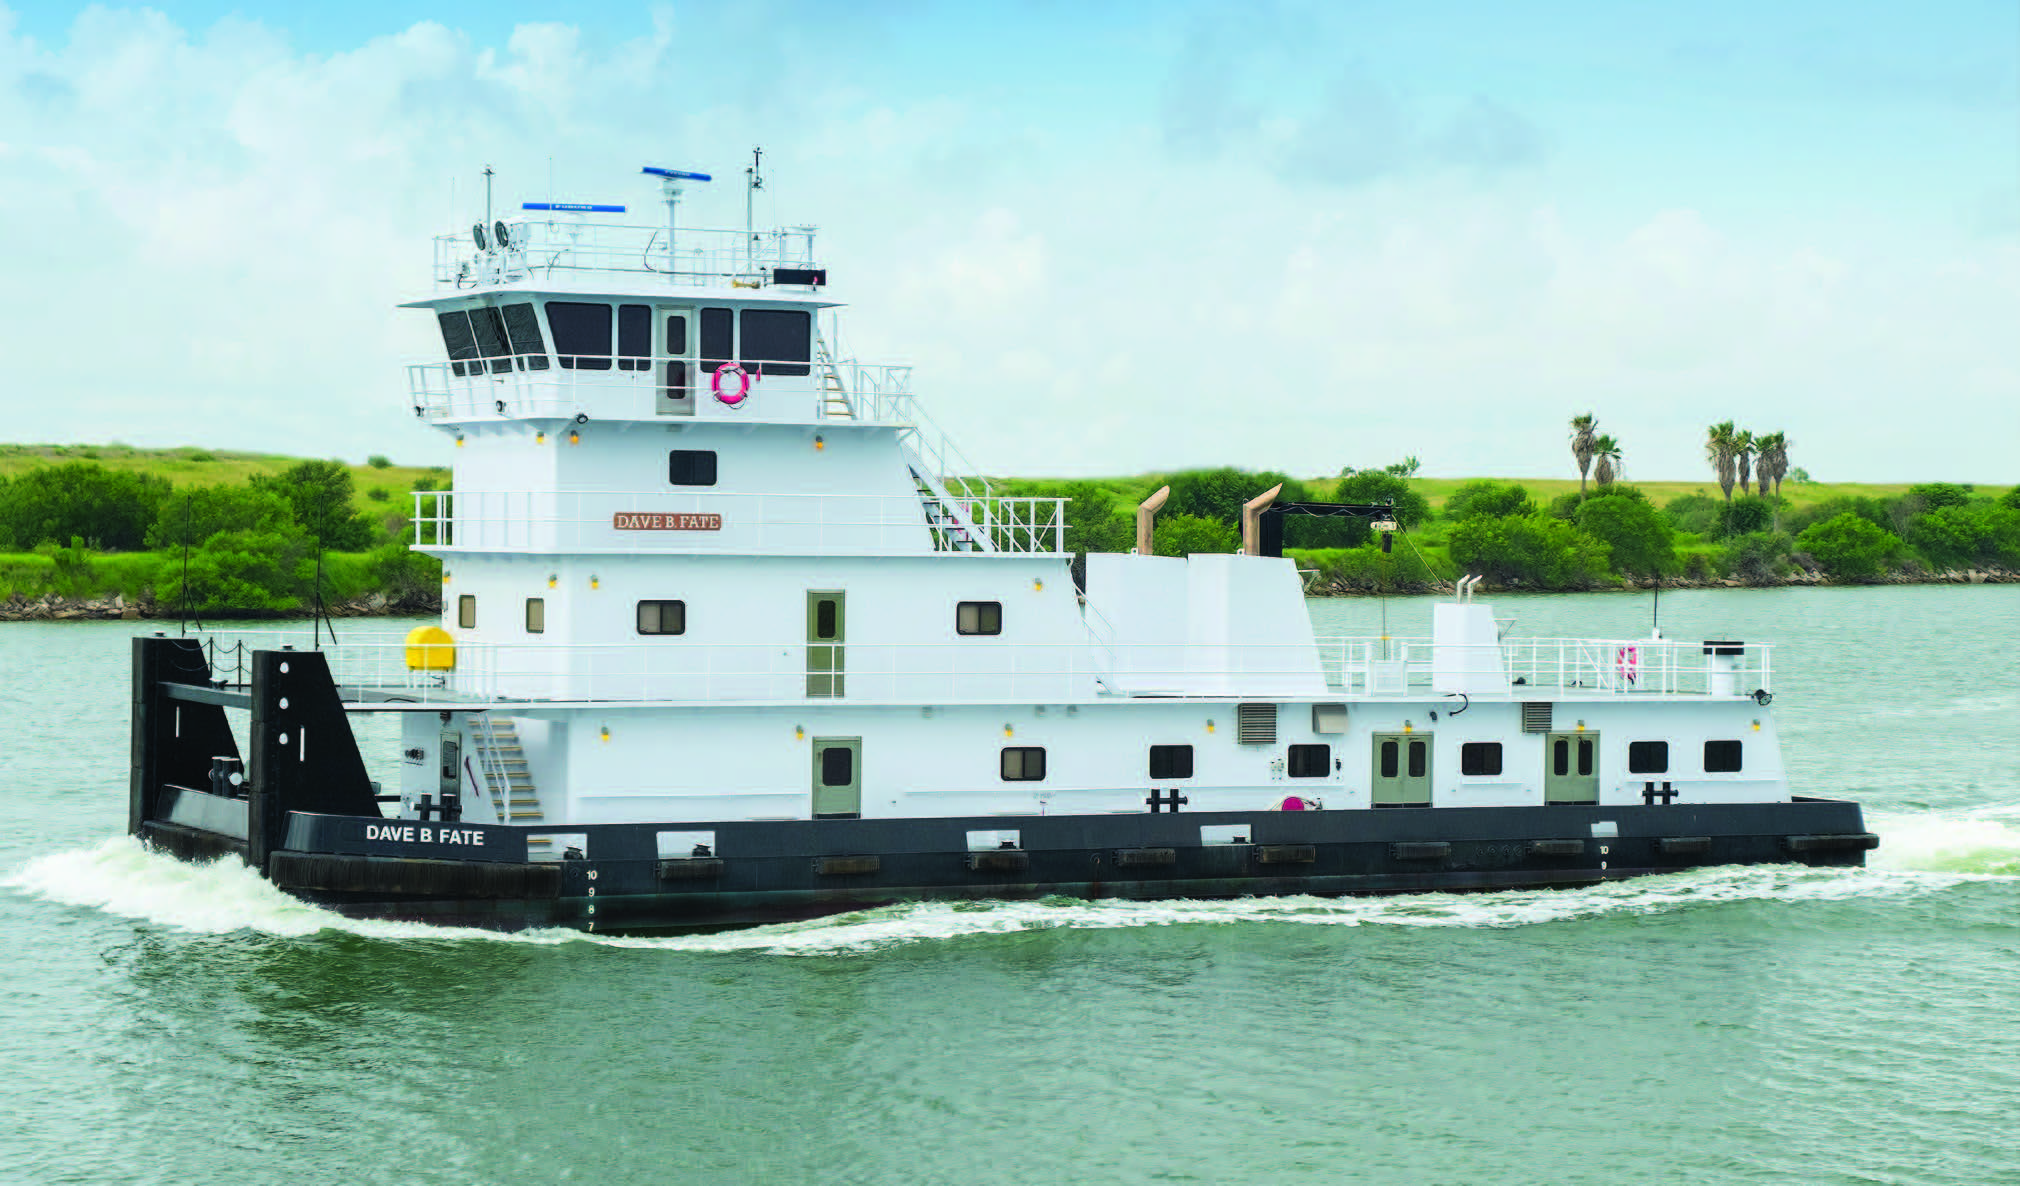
[1236,702,1278,745]
[1521,702,1553,734]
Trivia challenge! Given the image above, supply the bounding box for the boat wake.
[5,814,2014,955]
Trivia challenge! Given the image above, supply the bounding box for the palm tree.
[1756,431,1790,529]
[1734,429,1756,498]
[1705,421,1738,504]
[1569,413,1597,494]
[1592,434,1622,488]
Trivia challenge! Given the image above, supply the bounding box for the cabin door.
[1372,732,1432,806]
[806,591,846,698]
[811,737,862,819]
[1545,733,1600,805]
[439,729,463,808]
[656,306,695,416]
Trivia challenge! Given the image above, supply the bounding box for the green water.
[3,587,2017,1184]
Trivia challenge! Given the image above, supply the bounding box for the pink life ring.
[1615,644,1639,685]
[711,362,751,407]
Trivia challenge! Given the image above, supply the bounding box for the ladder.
[911,467,979,551]
[814,333,854,419]
[469,716,544,827]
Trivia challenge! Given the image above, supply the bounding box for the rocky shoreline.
[1308,565,2015,596]
[0,591,442,622]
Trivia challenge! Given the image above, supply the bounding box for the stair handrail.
[468,714,513,818]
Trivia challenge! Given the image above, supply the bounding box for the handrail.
[435,219,819,287]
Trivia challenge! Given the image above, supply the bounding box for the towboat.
[129,164,1876,932]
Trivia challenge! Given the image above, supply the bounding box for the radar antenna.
[642,165,713,276]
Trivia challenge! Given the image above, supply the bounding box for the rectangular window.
[814,599,838,640]
[956,601,1002,636]
[499,303,550,371]
[1553,738,1569,777]
[820,746,853,787]
[1577,737,1594,777]
[469,305,512,374]
[545,301,612,370]
[1628,741,1669,774]
[1460,742,1503,776]
[1407,739,1427,779]
[738,308,812,376]
[1380,740,1399,779]
[1704,740,1743,773]
[1149,744,1194,780]
[668,450,717,486]
[1001,747,1047,782]
[700,307,734,375]
[636,600,686,635]
[525,597,544,634]
[617,304,651,371]
[1288,744,1330,778]
[437,310,479,377]
[457,595,476,629]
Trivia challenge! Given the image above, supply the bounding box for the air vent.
[1237,702,1278,745]
[1521,702,1553,733]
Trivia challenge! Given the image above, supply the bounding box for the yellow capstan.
[404,625,456,671]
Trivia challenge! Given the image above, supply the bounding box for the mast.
[745,146,764,274]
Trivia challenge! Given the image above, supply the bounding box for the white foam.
[1868,806,2020,877]
[1,827,2005,957]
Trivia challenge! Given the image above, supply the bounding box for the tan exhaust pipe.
[1241,484,1283,556]
[1135,485,1170,555]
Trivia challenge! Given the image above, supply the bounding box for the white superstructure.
[205,168,1791,851]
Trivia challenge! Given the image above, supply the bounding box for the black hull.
[145,799,1876,935]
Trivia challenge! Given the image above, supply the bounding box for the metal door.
[1371,732,1432,806]
[811,737,862,819]
[1545,732,1600,805]
[657,307,695,416]
[806,590,846,698]
[439,730,463,806]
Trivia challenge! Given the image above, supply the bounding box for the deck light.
[590,575,600,589]
[1404,721,1414,733]
[569,431,580,445]
[1003,724,1014,737]
[814,434,824,451]
[455,436,465,447]
[1752,719,1761,732]
[536,431,546,445]
[600,726,610,743]
[547,574,557,589]
[1033,579,1043,591]
[1206,719,1215,733]
[795,726,805,739]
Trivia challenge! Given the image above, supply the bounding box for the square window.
[457,595,475,629]
[1628,741,1669,774]
[544,301,612,370]
[637,600,686,635]
[1460,742,1502,776]
[957,601,1002,636]
[820,746,854,787]
[1704,740,1743,773]
[1288,743,1330,778]
[1001,747,1046,781]
[525,597,544,634]
[1149,744,1194,780]
[738,308,812,376]
[668,450,717,486]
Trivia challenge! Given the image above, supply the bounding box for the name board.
[613,512,723,531]
[364,822,487,848]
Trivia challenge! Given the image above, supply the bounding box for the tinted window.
[739,308,812,376]
[469,306,512,374]
[1288,744,1330,778]
[1553,738,1569,777]
[1629,741,1669,774]
[957,601,1002,636]
[637,600,686,635]
[617,304,650,371]
[700,307,734,375]
[457,595,475,629]
[525,597,544,634]
[546,302,612,370]
[815,599,838,640]
[437,310,479,377]
[1407,740,1427,778]
[821,746,854,787]
[668,450,717,486]
[1380,740,1398,779]
[1149,744,1193,780]
[1000,747,1046,781]
[1577,738,1594,777]
[1705,740,1743,773]
[499,303,550,371]
[1460,742,1502,776]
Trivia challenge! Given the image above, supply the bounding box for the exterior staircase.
[911,467,980,551]
[469,716,544,829]
[814,333,855,419]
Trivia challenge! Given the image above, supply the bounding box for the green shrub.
[1722,532,1793,585]
[147,484,294,550]
[1444,481,1534,522]
[366,487,391,502]
[1796,514,1899,581]
[367,454,393,469]
[250,460,375,550]
[1717,495,1773,538]
[0,461,172,551]
[158,526,316,614]
[1784,495,1890,538]
[1447,515,1611,589]
[1908,502,2020,569]
[1292,543,1438,591]
[1153,513,1240,557]
[1661,493,1722,536]
[1575,494,1675,577]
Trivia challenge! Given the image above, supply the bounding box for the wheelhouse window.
[1460,742,1503,776]
[545,302,612,370]
[1149,744,1193,780]
[956,601,1002,636]
[468,306,512,374]
[525,597,544,634]
[700,307,734,375]
[739,308,812,376]
[500,303,550,371]
[437,310,480,377]
[1628,741,1669,774]
[636,600,686,635]
[1704,740,1743,773]
[457,595,476,629]
[1288,744,1330,778]
[617,304,650,371]
[1001,747,1046,781]
[668,450,717,486]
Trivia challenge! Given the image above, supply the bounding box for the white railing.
[410,489,1068,556]
[1321,637,1773,698]
[406,356,918,425]
[435,220,819,287]
[187,632,1771,707]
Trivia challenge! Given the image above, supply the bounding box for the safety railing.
[435,220,819,287]
[406,357,918,425]
[184,632,1771,707]
[410,489,1068,556]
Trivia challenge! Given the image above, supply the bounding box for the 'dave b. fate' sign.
[613,512,723,531]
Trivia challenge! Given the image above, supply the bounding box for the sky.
[1,1,2015,483]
